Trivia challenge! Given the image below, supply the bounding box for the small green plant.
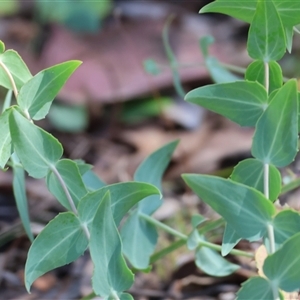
[183,0,300,298]
[1,0,300,299]
[0,40,162,299]
[0,40,247,299]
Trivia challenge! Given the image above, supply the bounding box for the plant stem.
[264,163,269,199]
[110,290,120,300]
[150,239,186,264]
[268,223,279,300]
[50,165,78,214]
[139,213,253,258]
[263,62,270,200]
[162,14,186,98]
[0,60,18,99]
[264,61,279,300]
[50,165,90,239]
[140,212,187,239]
[267,224,276,254]
[220,62,246,75]
[264,62,269,94]
[280,177,300,195]
[293,26,300,34]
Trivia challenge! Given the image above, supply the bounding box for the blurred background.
[0,1,299,299]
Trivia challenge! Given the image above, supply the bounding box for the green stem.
[264,163,269,199]
[150,239,186,264]
[0,61,32,120]
[264,62,269,94]
[293,26,300,34]
[162,14,186,98]
[110,291,120,300]
[267,224,276,254]
[219,62,246,75]
[264,61,279,300]
[263,62,270,201]
[50,165,78,214]
[199,217,225,234]
[280,177,300,195]
[49,165,90,240]
[140,212,186,239]
[268,224,278,300]
[139,213,253,258]
[0,60,18,99]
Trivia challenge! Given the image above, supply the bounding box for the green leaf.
[185,81,268,127]
[252,80,298,167]
[11,153,33,242]
[48,103,88,132]
[187,229,201,250]
[272,210,300,250]
[121,212,158,270]
[195,245,240,277]
[0,50,32,90]
[191,214,206,228]
[199,36,240,83]
[2,89,13,112]
[245,60,283,94]
[143,59,161,76]
[274,0,300,27]
[121,141,178,269]
[74,160,106,192]
[90,191,134,297]
[285,26,294,53]
[135,140,178,215]
[47,159,88,210]
[247,0,286,62]
[221,223,241,256]
[200,1,256,23]
[25,212,88,292]
[0,41,4,54]
[264,232,300,292]
[75,160,92,175]
[182,174,275,240]
[0,0,19,16]
[121,97,172,124]
[236,277,274,300]
[298,92,300,133]
[17,61,81,120]
[78,182,160,227]
[230,158,281,202]
[119,293,134,300]
[0,109,12,169]
[200,1,300,27]
[36,0,112,32]
[82,170,106,191]
[9,108,63,178]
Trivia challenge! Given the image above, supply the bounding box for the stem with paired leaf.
[0,60,19,99]
[263,59,269,203]
[263,62,275,252]
[50,165,78,214]
[139,213,253,258]
[264,61,278,300]
[50,165,90,240]
[0,60,32,120]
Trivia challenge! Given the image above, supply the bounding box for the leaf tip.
[24,275,32,293]
[0,40,5,53]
